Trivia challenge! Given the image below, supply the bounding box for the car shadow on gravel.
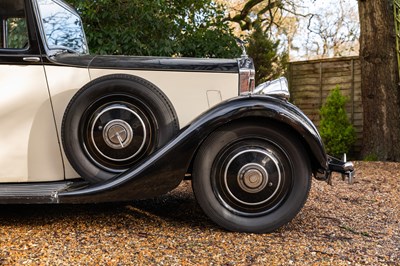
[0,181,219,231]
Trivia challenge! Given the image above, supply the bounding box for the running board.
[0,181,88,204]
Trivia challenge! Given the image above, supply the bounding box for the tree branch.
[224,0,282,31]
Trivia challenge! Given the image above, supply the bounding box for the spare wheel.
[62,74,179,183]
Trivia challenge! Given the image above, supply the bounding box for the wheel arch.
[186,101,327,179]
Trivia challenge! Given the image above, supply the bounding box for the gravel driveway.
[0,162,398,265]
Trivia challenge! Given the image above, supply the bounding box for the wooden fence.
[287,56,363,156]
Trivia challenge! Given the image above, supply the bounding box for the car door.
[0,0,63,182]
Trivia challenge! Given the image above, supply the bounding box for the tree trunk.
[358,0,400,161]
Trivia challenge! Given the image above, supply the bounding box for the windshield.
[36,0,88,54]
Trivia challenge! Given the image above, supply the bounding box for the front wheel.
[192,122,311,233]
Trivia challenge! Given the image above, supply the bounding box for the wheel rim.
[80,96,156,173]
[212,140,292,217]
[91,105,147,161]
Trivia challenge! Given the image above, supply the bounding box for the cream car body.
[0,0,239,182]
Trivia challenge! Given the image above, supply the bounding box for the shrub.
[319,86,356,158]
[363,154,378,161]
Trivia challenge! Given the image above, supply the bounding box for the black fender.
[58,95,328,203]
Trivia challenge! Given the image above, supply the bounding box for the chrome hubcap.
[103,120,133,149]
[221,148,284,209]
[90,105,147,163]
[238,163,268,193]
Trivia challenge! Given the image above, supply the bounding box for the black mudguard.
[58,95,328,203]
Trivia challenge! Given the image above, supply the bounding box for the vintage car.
[0,0,354,233]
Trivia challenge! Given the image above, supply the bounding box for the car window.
[37,0,88,54]
[0,1,29,49]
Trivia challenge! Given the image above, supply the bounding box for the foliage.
[319,86,356,158]
[65,0,240,58]
[65,0,287,84]
[246,22,288,84]
[363,154,378,162]
[6,18,28,49]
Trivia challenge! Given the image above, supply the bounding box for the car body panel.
[49,54,240,127]
[42,62,239,180]
[0,57,239,183]
[50,54,240,73]
[43,65,91,179]
[0,64,63,182]
[0,0,246,183]
[89,68,239,127]
[1,19,240,184]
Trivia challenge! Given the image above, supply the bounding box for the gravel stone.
[0,162,398,265]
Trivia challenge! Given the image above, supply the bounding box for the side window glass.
[37,0,88,54]
[5,18,29,49]
[1,0,29,49]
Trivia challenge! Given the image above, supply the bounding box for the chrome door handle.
[23,57,41,62]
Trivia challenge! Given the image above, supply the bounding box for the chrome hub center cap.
[243,169,263,188]
[103,120,133,149]
[238,163,268,193]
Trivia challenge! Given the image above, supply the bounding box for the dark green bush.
[319,86,356,158]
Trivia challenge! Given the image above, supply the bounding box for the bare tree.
[304,0,359,59]
[218,0,301,33]
[218,0,359,60]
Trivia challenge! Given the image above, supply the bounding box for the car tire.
[62,74,179,183]
[192,122,311,233]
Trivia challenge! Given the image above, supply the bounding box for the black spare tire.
[62,74,179,183]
